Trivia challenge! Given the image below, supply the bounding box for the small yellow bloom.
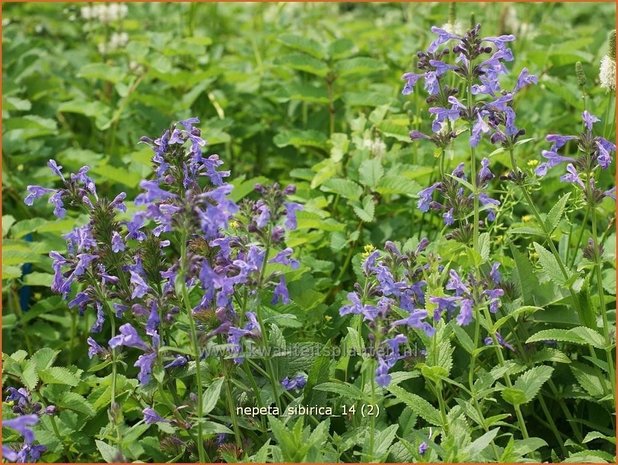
[361,244,376,258]
[229,220,240,229]
[324,315,333,321]
[522,215,533,223]
[527,159,539,168]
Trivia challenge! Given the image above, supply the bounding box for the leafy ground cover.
[2,2,616,463]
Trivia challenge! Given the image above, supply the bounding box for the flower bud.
[575,61,587,89]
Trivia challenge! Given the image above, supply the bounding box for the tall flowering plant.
[23,118,303,461]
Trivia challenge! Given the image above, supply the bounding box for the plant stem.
[591,208,616,402]
[569,206,590,268]
[482,306,529,439]
[179,236,206,463]
[508,148,586,324]
[222,358,243,447]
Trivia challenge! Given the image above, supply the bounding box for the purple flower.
[126,212,147,241]
[269,248,299,269]
[281,373,307,391]
[47,159,65,180]
[90,302,105,334]
[255,204,271,229]
[24,186,54,206]
[3,415,39,444]
[3,444,47,463]
[419,441,428,455]
[560,164,584,188]
[87,337,106,359]
[49,191,66,218]
[484,288,505,313]
[484,331,514,351]
[109,323,149,351]
[446,270,469,296]
[339,292,378,321]
[130,270,151,299]
[284,202,303,230]
[546,134,578,151]
[402,72,422,95]
[482,34,516,52]
[514,67,537,92]
[535,150,576,176]
[428,106,460,132]
[135,180,176,205]
[428,26,461,53]
[135,352,157,385]
[604,186,616,200]
[146,302,160,336]
[470,113,491,147]
[272,276,290,305]
[164,356,188,369]
[111,231,125,253]
[143,407,168,424]
[456,298,474,326]
[596,140,612,169]
[392,309,435,336]
[417,182,440,212]
[443,208,454,226]
[429,296,460,320]
[478,158,494,184]
[489,262,501,284]
[582,111,600,131]
[479,193,500,221]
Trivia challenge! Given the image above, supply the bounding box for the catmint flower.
[146,303,160,336]
[340,292,378,321]
[109,323,149,351]
[272,276,290,304]
[284,202,303,230]
[456,298,474,326]
[130,269,151,299]
[281,373,307,391]
[90,302,105,333]
[3,415,39,444]
[111,231,125,253]
[87,337,106,359]
[489,262,501,284]
[164,356,188,369]
[269,248,300,269]
[24,186,54,206]
[3,444,47,463]
[135,352,157,385]
[560,164,584,187]
[392,309,435,336]
[484,331,514,351]
[417,182,440,212]
[143,407,168,424]
[418,441,428,455]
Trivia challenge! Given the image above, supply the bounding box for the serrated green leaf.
[358,159,384,188]
[545,192,571,233]
[78,63,125,84]
[313,382,364,400]
[533,242,570,285]
[274,129,328,150]
[513,365,554,404]
[387,385,442,426]
[321,178,362,201]
[39,367,80,386]
[202,378,224,415]
[352,196,375,222]
[278,34,325,59]
[58,392,95,417]
[21,359,39,390]
[334,57,385,77]
[526,327,606,349]
[275,53,328,77]
[95,440,122,463]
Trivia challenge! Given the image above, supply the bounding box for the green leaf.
[387,385,442,426]
[275,53,328,77]
[533,242,570,285]
[375,176,420,196]
[274,129,328,150]
[278,34,325,59]
[526,327,606,349]
[23,272,53,287]
[230,176,269,202]
[3,215,16,237]
[39,367,80,386]
[91,164,141,188]
[329,133,349,162]
[21,359,39,390]
[95,440,121,463]
[501,388,527,405]
[31,348,60,371]
[202,378,224,415]
[352,195,375,222]
[570,362,609,397]
[313,382,364,400]
[78,63,125,84]
[328,38,355,60]
[545,192,571,233]
[464,428,499,459]
[283,83,329,104]
[58,392,95,417]
[57,100,110,130]
[321,178,362,201]
[372,424,398,459]
[358,159,384,188]
[334,57,385,77]
[513,365,554,404]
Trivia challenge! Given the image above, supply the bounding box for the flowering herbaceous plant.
[2,3,616,464]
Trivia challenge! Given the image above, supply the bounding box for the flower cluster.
[537,111,615,203]
[281,373,308,391]
[417,159,499,240]
[599,30,616,91]
[80,3,128,23]
[404,24,537,149]
[24,118,303,433]
[2,387,54,463]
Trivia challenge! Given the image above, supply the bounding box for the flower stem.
[591,208,616,402]
[179,236,206,463]
[222,358,243,448]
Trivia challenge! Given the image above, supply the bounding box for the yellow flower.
[522,215,533,223]
[527,159,539,168]
[229,220,240,229]
[361,244,376,258]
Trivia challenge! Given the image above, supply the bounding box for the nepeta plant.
[22,118,303,461]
